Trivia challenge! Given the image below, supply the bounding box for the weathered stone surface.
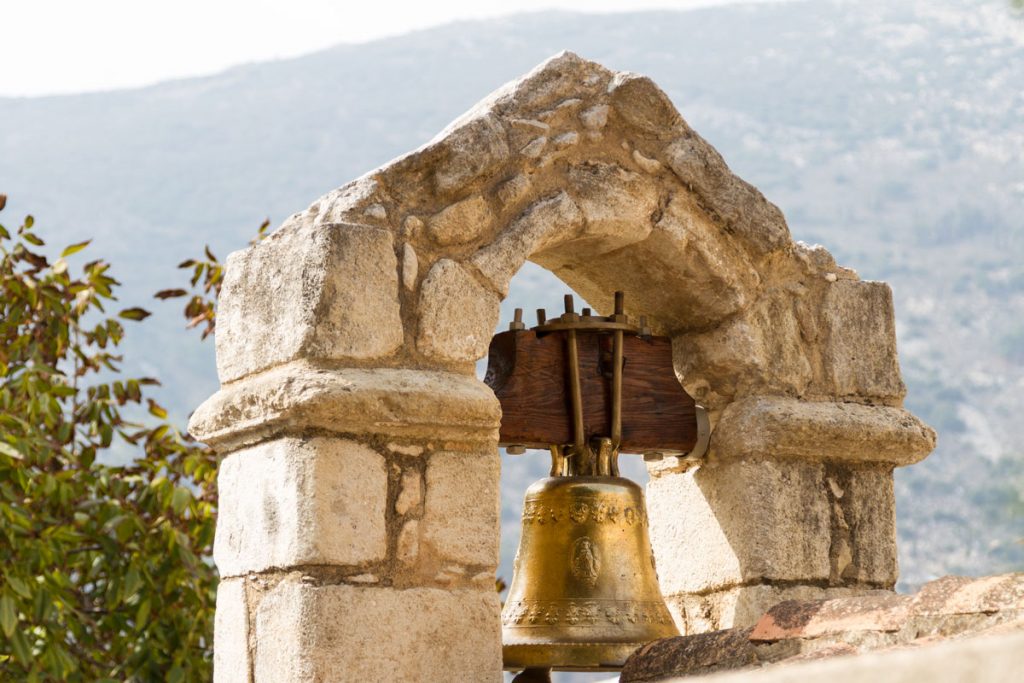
[566,161,658,253]
[648,458,833,596]
[401,242,418,290]
[468,191,583,297]
[649,627,1024,683]
[215,437,387,577]
[625,575,1024,683]
[649,456,900,602]
[215,222,403,383]
[397,519,419,564]
[494,173,531,209]
[672,288,813,401]
[213,579,250,683]
[422,450,501,568]
[750,594,911,642]
[431,113,510,195]
[663,585,892,637]
[539,194,759,331]
[838,466,898,586]
[665,134,790,256]
[608,72,686,136]
[579,103,609,130]
[821,280,906,402]
[254,579,502,682]
[395,469,423,515]
[621,627,759,682]
[417,259,501,364]
[911,573,1024,617]
[710,396,935,466]
[189,361,500,449]
[427,195,494,246]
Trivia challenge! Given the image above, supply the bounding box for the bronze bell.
[484,293,710,675]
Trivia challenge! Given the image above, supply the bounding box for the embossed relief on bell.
[570,537,601,586]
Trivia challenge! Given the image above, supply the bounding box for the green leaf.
[0,442,23,460]
[118,307,152,321]
[168,665,186,683]
[23,215,34,229]
[171,486,192,515]
[8,627,30,664]
[6,576,31,600]
[60,240,91,257]
[135,598,151,626]
[22,232,44,246]
[147,399,168,420]
[0,594,17,637]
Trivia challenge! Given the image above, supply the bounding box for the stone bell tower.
[190,52,935,681]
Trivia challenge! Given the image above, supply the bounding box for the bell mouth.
[502,640,661,672]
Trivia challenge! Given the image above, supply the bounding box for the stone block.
[427,195,494,246]
[648,457,900,609]
[537,194,759,332]
[647,458,833,596]
[401,242,418,290]
[673,289,812,401]
[711,396,935,466]
[608,72,685,136]
[566,161,658,253]
[214,579,250,683]
[416,259,501,364]
[215,222,403,383]
[664,134,790,256]
[422,450,501,569]
[432,113,509,195]
[189,363,501,450]
[254,578,502,682]
[468,191,583,297]
[821,279,906,402]
[838,465,898,586]
[215,437,388,577]
[395,469,423,516]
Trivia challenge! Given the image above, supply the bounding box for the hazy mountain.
[2,0,1022,591]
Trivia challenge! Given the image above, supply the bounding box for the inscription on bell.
[502,599,674,628]
[570,536,600,586]
[522,496,647,526]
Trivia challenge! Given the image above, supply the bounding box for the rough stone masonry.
[189,52,936,682]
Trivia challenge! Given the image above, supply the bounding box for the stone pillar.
[189,224,504,682]
[649,278,936,634]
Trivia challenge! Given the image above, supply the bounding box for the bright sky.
[2,0,780,97]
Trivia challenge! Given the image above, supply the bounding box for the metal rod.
[536,308,546,326]
[611,293,624,452]
[566,327,586,458]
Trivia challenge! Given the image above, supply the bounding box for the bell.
[486,293,709,675]
[501,441,678,671]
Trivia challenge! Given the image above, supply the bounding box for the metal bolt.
[536,308,547,326]
[510,308,526,331]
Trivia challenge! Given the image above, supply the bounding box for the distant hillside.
[2,0,1022,589]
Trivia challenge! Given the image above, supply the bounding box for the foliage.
[154,218,269,338]
[0,195,219,682]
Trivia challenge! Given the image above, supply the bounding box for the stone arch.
[191,53,935,682]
